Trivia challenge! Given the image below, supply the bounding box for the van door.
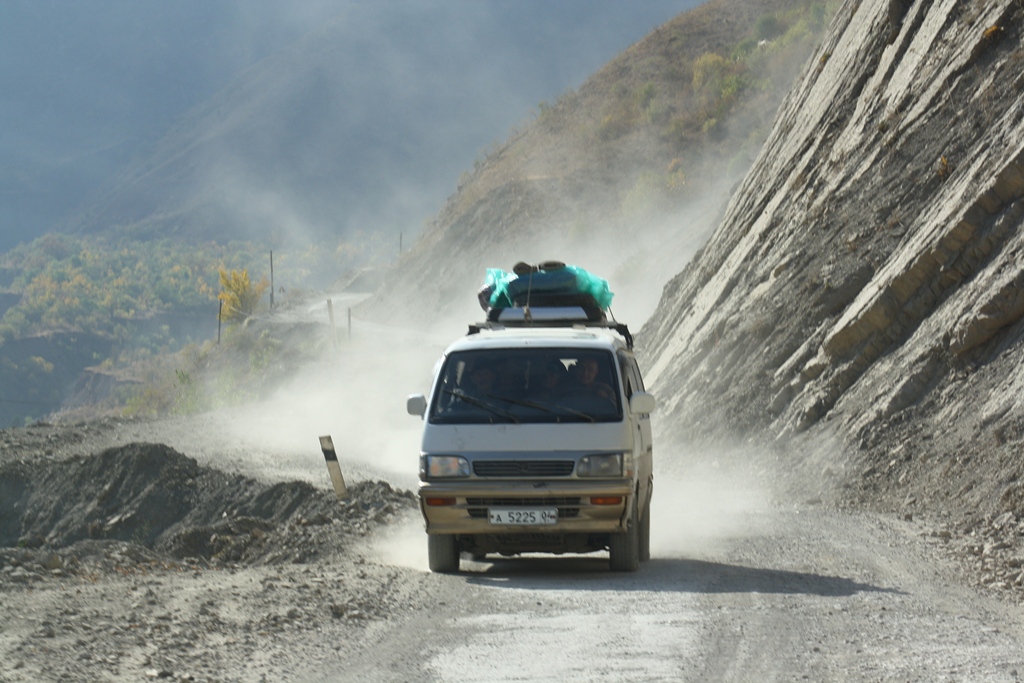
[619,353,653,507]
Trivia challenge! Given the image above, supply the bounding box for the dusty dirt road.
[316,504,1024,683]
[3,310,1023,681]
[6,478,1023,682]
[4,412,1024,682]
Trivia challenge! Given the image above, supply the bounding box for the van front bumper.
[419,478,633,535]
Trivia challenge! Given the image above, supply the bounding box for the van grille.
[473,460,575,477]
[467,497,581,519]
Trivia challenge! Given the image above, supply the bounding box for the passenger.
[563,355,615,401]
[495,357,530,398]
[533,359,567,401]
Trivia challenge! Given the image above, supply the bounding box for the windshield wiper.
[489,395,597,423]
[441,389,521,423]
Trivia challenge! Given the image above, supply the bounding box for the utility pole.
[270,250,275,310]
[327,299,338,350]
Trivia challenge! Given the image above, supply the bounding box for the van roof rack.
[468,305,634,350]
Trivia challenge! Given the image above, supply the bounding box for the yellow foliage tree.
[218,268,269,322]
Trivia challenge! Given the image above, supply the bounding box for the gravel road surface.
[308,506,1024,682]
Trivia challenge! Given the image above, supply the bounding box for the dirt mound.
[0,442,416,573]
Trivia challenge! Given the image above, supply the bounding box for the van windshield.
[429,348,622,424]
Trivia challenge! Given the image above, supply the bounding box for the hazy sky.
[0,0,702,253]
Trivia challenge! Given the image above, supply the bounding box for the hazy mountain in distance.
[1,0,699,254]
[0,0,342,253]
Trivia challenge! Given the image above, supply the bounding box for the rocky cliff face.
[642,0,1024,516]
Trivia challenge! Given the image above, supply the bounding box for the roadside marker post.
[327,299,339,350]
[319,435,349,500]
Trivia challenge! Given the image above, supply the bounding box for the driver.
[463,361,497,398]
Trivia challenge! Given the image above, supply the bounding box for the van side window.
[631,359,646,392]
[618,352,634,399]
[620,354,645,396]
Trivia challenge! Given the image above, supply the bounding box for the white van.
[406,307,655,572]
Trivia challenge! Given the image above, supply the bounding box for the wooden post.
[217,300,223,344]
[269,250,275,311]
[327,299,338,349]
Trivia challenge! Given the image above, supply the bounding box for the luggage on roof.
[478,261,614,315]
[472,261,630,344]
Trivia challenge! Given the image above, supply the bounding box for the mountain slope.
[0,2,739,428]
[56,2,697,253]
[642,0,1024,519]
[362,0,835,327]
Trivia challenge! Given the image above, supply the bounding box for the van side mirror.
[629,392,655,415]
[407,394,427,417]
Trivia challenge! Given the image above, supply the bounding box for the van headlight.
[576,453,623,478]
[421,454,472,479]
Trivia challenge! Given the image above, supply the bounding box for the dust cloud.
[650,455,774,560]
[182,0,759,570]
[203,169,739,566]
[201,286,777,570]
[543,195,729,328]
[188,297,471,571]
[369,515,431,572]
[210,311,453,492]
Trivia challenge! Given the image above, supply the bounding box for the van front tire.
[609,498,640,572]
[428,534,460,573]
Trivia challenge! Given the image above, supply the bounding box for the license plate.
[488,508,558,525]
